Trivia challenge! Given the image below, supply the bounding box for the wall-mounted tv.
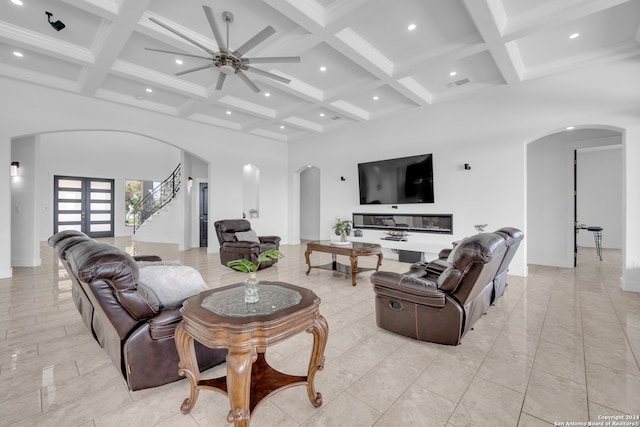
[358,154,434,204]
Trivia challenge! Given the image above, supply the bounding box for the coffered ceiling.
[1,0,639,141]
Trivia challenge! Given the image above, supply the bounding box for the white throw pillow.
[235,230,260,243]
[138,265,209,307]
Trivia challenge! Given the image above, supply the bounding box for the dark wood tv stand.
[352,213,453,234]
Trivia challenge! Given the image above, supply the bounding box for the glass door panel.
[54,176,114,238]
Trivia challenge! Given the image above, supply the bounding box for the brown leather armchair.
[214,219,281,269]
[371,232,509,345]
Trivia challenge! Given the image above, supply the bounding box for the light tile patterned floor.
[1,239,639,426]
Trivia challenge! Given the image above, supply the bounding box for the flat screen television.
[358,154,434,204]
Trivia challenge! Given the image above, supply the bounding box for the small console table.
[577,225,603,261]
[175,282,328,427]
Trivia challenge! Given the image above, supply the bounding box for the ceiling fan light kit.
[147,6,300,93]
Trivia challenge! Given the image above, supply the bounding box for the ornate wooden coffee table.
[175,282,328,427]
[305,240,383,286]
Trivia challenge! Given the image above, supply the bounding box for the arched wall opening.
[526,125,624,271]
[10,129,209,267]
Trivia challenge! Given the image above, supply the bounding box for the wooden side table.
[175,282,328,427]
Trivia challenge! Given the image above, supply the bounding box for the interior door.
[54,176,115,238]
[199,182,208,247]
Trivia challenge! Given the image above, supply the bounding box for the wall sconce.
[11,161,19,177]
[188,176,193,189]
[464,163,471,170]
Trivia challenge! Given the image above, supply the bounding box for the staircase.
[132,164,182,233]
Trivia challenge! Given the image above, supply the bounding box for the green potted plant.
[226,249,284,303]
[333,217,352,242]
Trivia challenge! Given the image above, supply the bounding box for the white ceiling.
[1,0,639,142]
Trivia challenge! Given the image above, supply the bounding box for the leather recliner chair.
[492,227,524,302]
[214,219,281,269]
[409,227,523,304]
[371,232,508,345]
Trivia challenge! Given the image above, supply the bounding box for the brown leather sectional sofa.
[48,230,226,390]
[371,228,523,345]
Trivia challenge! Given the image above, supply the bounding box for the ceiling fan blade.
[215,72,226,90]
[144,47,211,61]
[233,26,276,57]
[149,17,217,57]
[243,66,291,84]
[236,70,261,93]
[175,63,216,76]
[241,56,300,64]
[202,6,227,53]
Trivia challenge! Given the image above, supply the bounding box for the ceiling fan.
[145,5,300,93]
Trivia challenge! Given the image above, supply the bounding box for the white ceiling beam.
[80,0,154,96]
[0,21,94,65]
[463,0,522,84]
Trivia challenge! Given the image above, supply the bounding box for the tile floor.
[1,240,639,426]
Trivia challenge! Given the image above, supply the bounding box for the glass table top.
[201,284,302,318]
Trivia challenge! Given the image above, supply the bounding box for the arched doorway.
[299,166,321,241]
[526,126,623,268]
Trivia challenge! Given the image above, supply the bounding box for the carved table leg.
[350,255,358,286]
[305,314,328,407]
[226,346,257,427]
[305,248,312,275]
[175,323,200,414]
[375,253,383,271]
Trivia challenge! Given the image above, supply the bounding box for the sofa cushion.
[235,230,260,243]
[138,265,209,308]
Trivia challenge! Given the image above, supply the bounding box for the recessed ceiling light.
[264,92,270,97]
[11,0,23,5]
[373,95,379,101]
[319,113,325,117]
[145,88,153,93]
[319,66,327,72]
[226,110,232,115]
[566,126,575,130]
[449,71,457,77]
[407,24,416,31]
[13,51,23,57]
[280,125,285,129]
[175,59,183,65]
[569,33,580,39]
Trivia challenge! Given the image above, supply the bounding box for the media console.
[352,213,452,234]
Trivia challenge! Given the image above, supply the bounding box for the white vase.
[244,273,260,303]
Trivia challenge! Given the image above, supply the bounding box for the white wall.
[300,166,320,240]
[36,131,181,241]
[11,135,39,266]
[577,146,622,249]
[623,125,640,292]
[290,120,527,274]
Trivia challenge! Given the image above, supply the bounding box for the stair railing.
[132,164,182,233]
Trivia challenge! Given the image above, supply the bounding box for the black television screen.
[358,154,434,204]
